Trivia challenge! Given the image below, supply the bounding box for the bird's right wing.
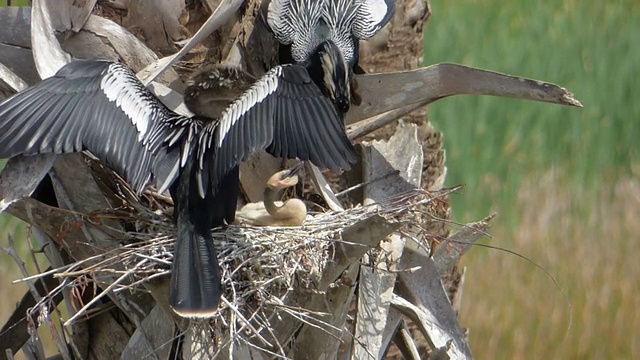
[0,60,197,194]
[197,64,356,196]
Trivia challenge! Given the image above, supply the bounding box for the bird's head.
[316,40,351,114]
[267,163,304,190]
[184,64,256,119]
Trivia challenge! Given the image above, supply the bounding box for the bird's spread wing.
[262,0,324,62]
[197,64,356,195]
[0,60,197,194]
[352,0,396,39]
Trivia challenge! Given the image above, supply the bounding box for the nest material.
[19,185,450,356]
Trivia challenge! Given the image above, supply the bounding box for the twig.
[2,235,67,359]
[63,259,149,326]
[221,297,273,348]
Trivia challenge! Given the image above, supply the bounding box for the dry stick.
[346,102,427,141]
[221,297,273,348]
[26,229,74,360]
[1,236,60,360]
[239,340,279,359]
[8,187,448,357]
[0,268,66,359]
[12,264,74,284]
[432,214,495,274]
[255,312,287,358]
[63,259,149,326]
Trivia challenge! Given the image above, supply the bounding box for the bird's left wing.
[0,60,197,194]
[197,64,356,196]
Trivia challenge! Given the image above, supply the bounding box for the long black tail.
[170,218,222,317]
[168,159,225,317]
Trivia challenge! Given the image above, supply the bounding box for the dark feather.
[199,64,356,195]
[0,60,195,194]
[0,59,356,318]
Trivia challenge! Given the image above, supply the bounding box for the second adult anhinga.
[262,0,396,114]
[0,60,355,317]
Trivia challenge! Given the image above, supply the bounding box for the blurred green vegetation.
[424,0,639,358]
[424,0,638,225]
[0,0,30,6]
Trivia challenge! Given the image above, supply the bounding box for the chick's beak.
[281,162,304,180]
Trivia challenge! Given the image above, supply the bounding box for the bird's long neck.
[309,39,351,114]
[263,186,284,219]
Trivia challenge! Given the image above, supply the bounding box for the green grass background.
[424,0,638,358]
[0,0,29,7]
[426,0,637,222]
[0,0,638,358]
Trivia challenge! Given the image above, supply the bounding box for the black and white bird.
[262,0,396,114]
[0,60,355,317]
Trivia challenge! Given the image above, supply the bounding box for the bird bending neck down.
[236,163,307,227]
[309,40,352,114]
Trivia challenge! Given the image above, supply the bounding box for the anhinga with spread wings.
[0,60,355,317]
[262,0,396,113]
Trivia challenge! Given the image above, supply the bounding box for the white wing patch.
[213,66,282,149]
[353,0,393,39]
[100,63,154,142]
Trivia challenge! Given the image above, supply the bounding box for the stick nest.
[21,187,451,356]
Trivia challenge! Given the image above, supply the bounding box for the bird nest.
[18,186,452,357]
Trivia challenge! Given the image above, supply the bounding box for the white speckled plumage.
[0,59,356,318]
[264,0,395,65]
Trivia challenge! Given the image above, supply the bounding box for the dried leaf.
[31,0,72,78]
[0,154,57,213]
[137,0,245,85]
[347,63,583,125]
[0,61,28,92]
